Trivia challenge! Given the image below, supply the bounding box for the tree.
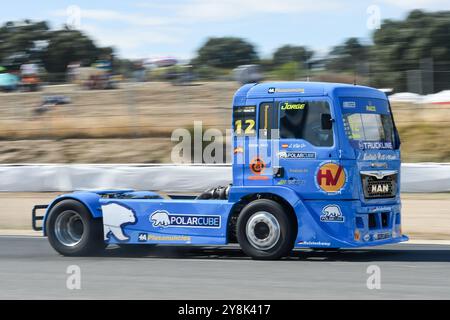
[272,45,313,67]
[326,38,369,73]
[0,20,114,77]
[272,61,303,80]
[193,37,258,68]
[0,20,49,67]
[370,10,450,92]
[43,27,113,74]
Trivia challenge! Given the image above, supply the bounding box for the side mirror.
[321,113,333,130]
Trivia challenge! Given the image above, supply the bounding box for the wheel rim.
[55,210,84,247]
[246,211,280,250]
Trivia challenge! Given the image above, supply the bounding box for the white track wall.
[0,163,449,193]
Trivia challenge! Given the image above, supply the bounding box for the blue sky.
[2,0,450,60]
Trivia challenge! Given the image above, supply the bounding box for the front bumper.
[295,199,407,249]
[296,234,409,249]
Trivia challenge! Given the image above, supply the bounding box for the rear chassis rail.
[32,205,48,231]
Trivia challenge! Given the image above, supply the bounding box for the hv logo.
[150,210,221,228]
[316,162,347,193]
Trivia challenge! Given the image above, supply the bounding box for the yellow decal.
[147,234,191,241]
[235,119,255,135]
[281,102,306,110]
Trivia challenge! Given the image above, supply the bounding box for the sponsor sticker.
[315,162,347,193]
[248,157,269,180]
[278,151,316,160]
[320,205,345,222]
[362,152,398,161]
[297,241,331,247]
[343,101,356,108]
[268,87,304,94]
[284,143,307,149]
[150,210,221,228]
[277,179,306,186]
[280,102,306,110]
[138,233,191,242]
[370,162,388,169]
[371,206,392,212]
[233,146,244,154]
[374,232,391,240]
[359,141,393,150]
[289,168,308,174]
[250,157,265,174]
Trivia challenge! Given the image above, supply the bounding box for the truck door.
[240,100,275,186]
[273,98,340,199]
[233,105,258,186]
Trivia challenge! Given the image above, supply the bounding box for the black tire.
[46,199,106,256]
[237,199,296,260]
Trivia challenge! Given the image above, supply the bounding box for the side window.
[233,106,256,136]
[258,102,277,139]
[279,101,333,147]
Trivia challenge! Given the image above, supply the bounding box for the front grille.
[359,212,392,230]
[361,171,397,199]
[368,213,377,228]
[381,212,389,227]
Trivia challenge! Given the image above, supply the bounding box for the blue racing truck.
[32,82,408,260]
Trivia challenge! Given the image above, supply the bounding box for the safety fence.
[0,163,449,193]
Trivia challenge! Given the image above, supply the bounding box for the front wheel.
[46,199,106,256]
[237,199,296,260]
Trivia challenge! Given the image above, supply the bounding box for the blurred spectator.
[20,61,40,91]
[132,60,147,82]
[0,66,20,92]
[67,61,81,83]
[20,61,38,77]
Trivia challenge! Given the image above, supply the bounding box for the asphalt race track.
[1,236,449,299]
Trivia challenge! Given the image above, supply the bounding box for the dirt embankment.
[0,81,448,163]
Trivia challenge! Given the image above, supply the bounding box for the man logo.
[316,163,346,193]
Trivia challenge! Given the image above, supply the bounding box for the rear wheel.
[46,199,106,256]
[237,199,296,260]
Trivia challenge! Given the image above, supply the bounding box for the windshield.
[340,97,397,150]
[343,113,395,150]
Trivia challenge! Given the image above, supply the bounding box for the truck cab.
[231,82,405,248]
[34,81,407,260]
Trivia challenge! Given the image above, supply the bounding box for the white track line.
[403,239,450,245]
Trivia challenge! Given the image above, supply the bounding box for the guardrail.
[0,163,449,193]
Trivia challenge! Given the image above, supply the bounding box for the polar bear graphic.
[150,210,171,227]
[320,205,344,222]
[278,151,288,159]
[102,203,136,241]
